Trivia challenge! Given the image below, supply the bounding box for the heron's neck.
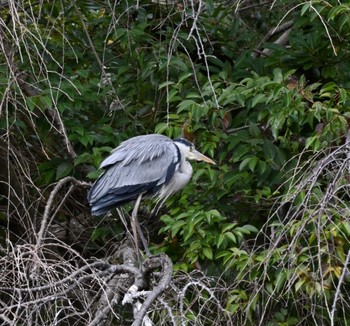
[174,141,190,162]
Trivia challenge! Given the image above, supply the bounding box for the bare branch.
[46,108,77,160]
[330,248,350,325]
[89,241,139,326]
[253,19,295,58]
[131,254,173,326]
[37,177,90,246]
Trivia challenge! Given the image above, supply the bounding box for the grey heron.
[87,134,215,255]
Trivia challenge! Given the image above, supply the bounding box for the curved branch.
[89,241,139,326]
[0,260,140,293]
[132,254,173,326]
[253,19,295,58]
[37,176,90,247]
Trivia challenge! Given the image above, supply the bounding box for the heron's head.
[174,138,216,165]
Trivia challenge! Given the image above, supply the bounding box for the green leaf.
[26,97,37,111]
[274,272,286,292]
[235,226,254,235]
[295,279,305,292]
[266,282,273,294]
[224,231,236,243]
[249,123,261,137]
[239,157,256,171]
[42,95,52,108]
[301,3,310,16]
[217,234,225,248]
[178,72,193,84]
[203,247,213,260]
[207,209,222,219]
[258,160,267,174]
[251,94,266,108]
[171,220,187,237]
[155,122,168,134]
[183,222,195,241]
[192,168,206,182]
[168,89,180,102]
[177,99,196,113]
[241,224,259,233]
[158,81,175,89]
[87,170,102,180]
[339,88,347,104]
[263,140,276,159]
[56,162,73,180]
[222,223,237,233]
[74,152,92,166]
[305,135,319,150]
[342,221,350,236]
[205,0,214,15]
[248,156,258,172]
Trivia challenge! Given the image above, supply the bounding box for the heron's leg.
[118,208,134,242]
[135,218,151,257]
[131,194,151,258]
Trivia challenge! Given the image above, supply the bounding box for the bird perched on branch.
[88,134,215,215]
[87,134,215,254]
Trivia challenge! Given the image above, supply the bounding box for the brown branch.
[0,262,141,318]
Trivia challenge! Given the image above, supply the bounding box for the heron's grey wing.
[99,134,172,168]
[87,135,180,215]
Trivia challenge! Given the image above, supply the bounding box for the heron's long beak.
[192,149,216,165]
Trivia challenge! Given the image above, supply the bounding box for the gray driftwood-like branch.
[253,19,295,58]
[88,238,173,326]
[131,254,173,326]
[37,176,90,247]
[89,241,139,326]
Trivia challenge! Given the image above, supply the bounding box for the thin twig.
[330,249,350,326]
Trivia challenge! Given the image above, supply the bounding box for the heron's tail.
[88,181,158,216]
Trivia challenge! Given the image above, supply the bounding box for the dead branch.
[131,254,173,326]
[0,236,232,325]
[89,241,139,326]
[46,108,78,160]
[37,176,90,247]
[253,19,295,58]
[0,260,139,294]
